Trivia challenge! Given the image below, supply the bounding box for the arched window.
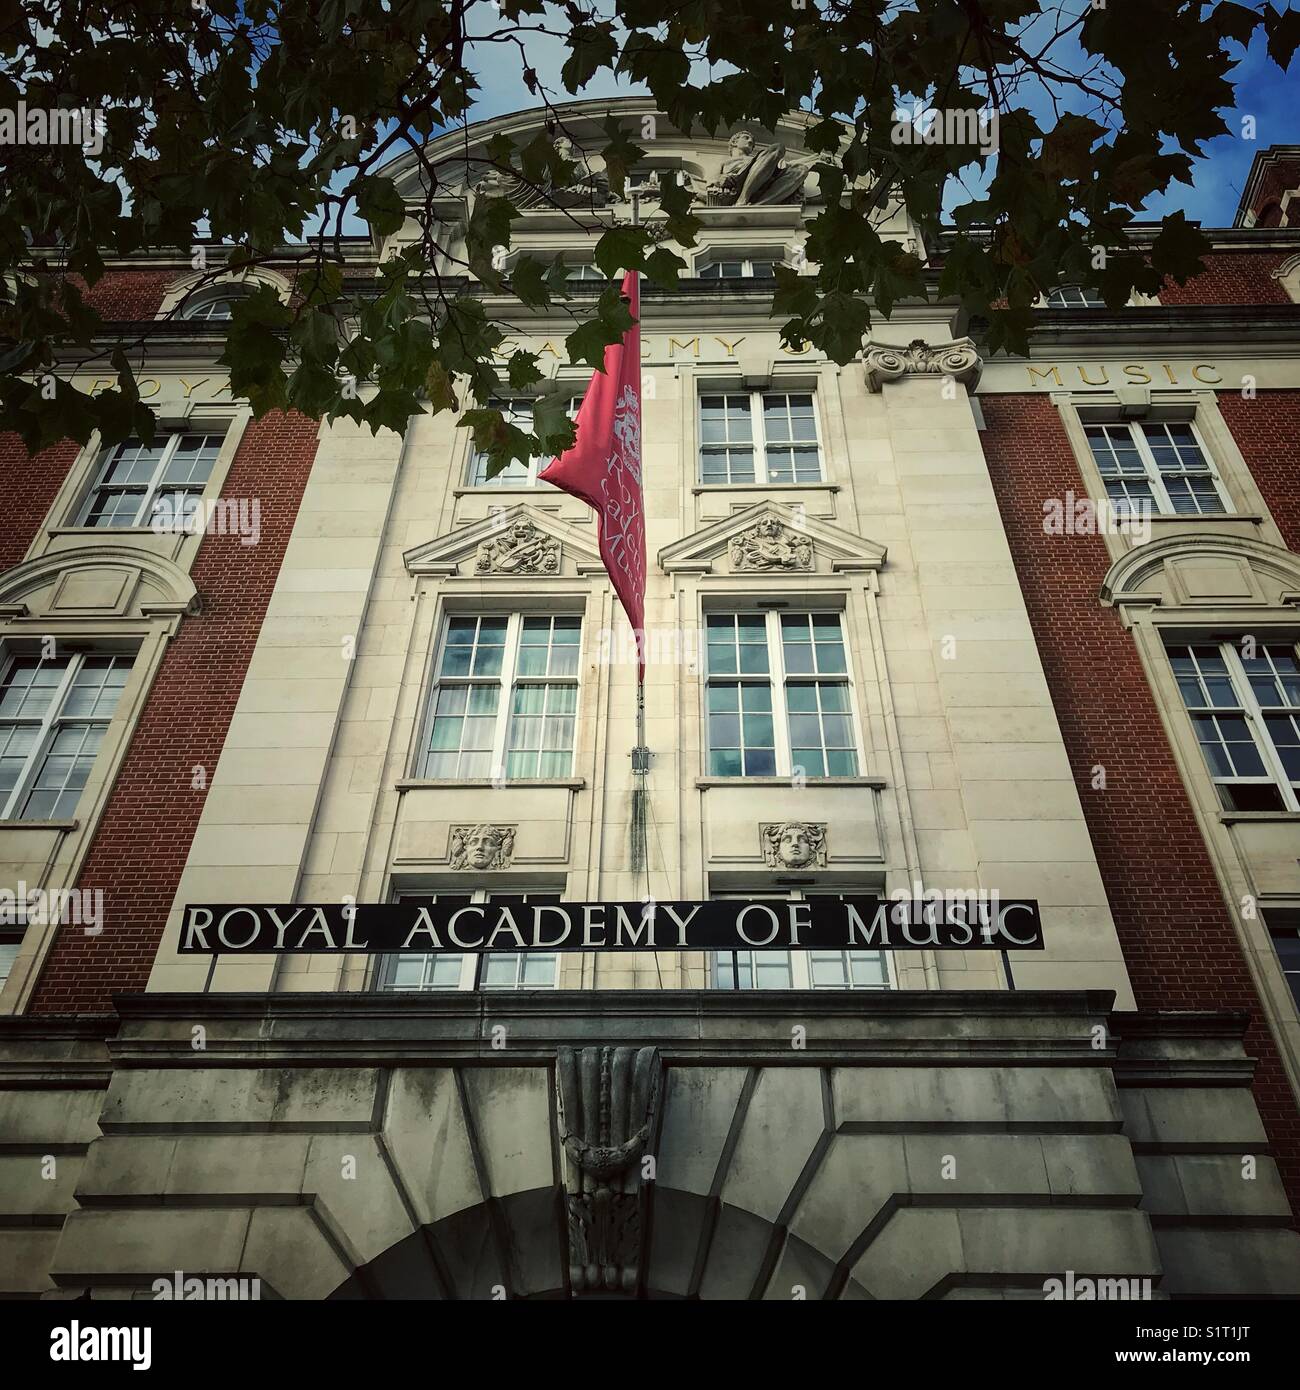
[178,286,249,321]
[1044,285,1104,308]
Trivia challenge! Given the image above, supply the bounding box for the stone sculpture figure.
[449,824,516,870]
[475,519,561,575]
[705,131,815,205]
[729,517,813,571]
[762,821,828,869]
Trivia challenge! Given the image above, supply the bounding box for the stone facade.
[0,98,1298,1298]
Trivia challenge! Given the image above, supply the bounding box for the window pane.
[162,434,223,484]
[507,683,574,777]
[0,658,69,718]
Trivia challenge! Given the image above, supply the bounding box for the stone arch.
[1273,251,1300,303]
[1100,534,1300,614]
[325,1186,866,1300]
[0,544,199,621]
[156,264,292,320]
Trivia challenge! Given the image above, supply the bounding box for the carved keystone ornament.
[448,824,515,870]
[556,1045,662,1295]
[762,821,828,868]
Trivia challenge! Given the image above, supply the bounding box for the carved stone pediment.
[403,505,602,579]
[659,501,886,578]
[475,519,560,575]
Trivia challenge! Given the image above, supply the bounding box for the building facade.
[2,100,1300,1299]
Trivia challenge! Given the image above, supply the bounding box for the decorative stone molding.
[862,336,983,392]
[0,546,200,621]
[474,519,561,575]
[761,821,828,869]
[448,824,516,870]
[556,1044,662,1295]
[728,517,813,571]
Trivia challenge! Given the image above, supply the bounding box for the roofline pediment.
[658,501,886,576]
[403,503,603,578]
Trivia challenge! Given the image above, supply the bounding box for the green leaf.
[510,255,552,309]
[561,21,618,92]
[350,175,406,236]
[424,360,459,413]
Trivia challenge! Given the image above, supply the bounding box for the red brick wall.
[28,410,321,1013]
[980,393,1300,1216]
[1159,251,1291,306]
[1216,389,1300,551]
[67,268,177,320]
[0,268,186,566]
[0,435,79,571]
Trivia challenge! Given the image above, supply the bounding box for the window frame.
[1169,638,1300,812]
[375,889,563,992]
[1044,285,1105,308]
[702,608,862,779]
[0,648,133,821]
[464,396,581,488]
[708,890,894,991]
[696,256,780,280]
[1264,907,1300,1013]
[179,291,245,321]
[418,611,583,782]
[696,388,825,486]
[1084,418,1232,518]
[75,428,227,529]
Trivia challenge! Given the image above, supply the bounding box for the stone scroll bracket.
[862,336,983,393]
[555,1045,663,1297]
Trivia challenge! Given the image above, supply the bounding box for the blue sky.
[455,6,1299,232]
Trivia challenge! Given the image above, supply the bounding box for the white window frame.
[0,933,19,990]
[697,256,779,279]
[0,649,132,821]
[76,428,227,528]
[697,389,824,486]
[1085,418,1232,517]
[564,264,607,282]
[1044,285,1104,308]
[465,396,581,488]
[709,890,895,991]
[179,291,245,321]
[1170,639,1300,812]
[703,609,861,779]
[376,889,562,992]
[418,612,582,782]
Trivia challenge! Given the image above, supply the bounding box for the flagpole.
[626,199,651,885]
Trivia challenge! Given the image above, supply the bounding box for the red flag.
[539,270,646,680]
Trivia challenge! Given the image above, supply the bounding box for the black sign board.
[179,897,1044,954]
